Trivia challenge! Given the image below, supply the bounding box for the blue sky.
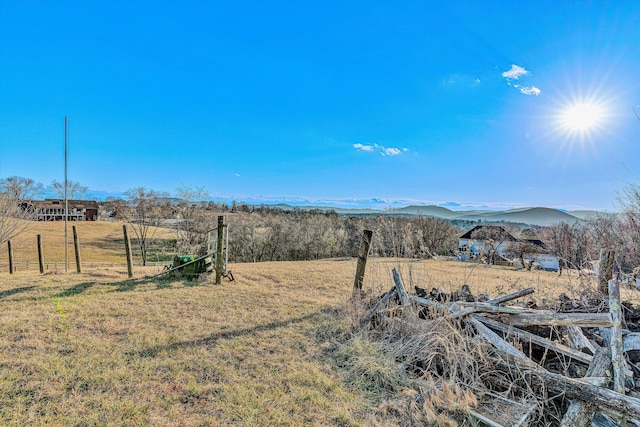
[1,1,639,211]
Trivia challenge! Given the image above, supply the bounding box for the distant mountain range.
[269,204,603,227]
[57,190,604,227]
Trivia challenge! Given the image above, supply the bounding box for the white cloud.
[354,143,406,156]
[501,64,541,96]
[519,86,541,96]
[234,173,241,177]
[502,64,528,80]
[353,143,374,152]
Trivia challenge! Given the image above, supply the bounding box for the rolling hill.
[272,204,590,226]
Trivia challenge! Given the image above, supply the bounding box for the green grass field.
[2,221,637,426]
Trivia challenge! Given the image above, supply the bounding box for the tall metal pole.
[64,116,69,273]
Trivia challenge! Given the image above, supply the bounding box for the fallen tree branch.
[474,314,594,365]
[362,286,397,324]
[499,312,613,328]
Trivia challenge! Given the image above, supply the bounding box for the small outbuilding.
[458,225,559,271]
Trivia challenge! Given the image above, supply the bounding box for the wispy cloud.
[502,64,528,80]
[519,86,541,96]
[353,143,375,152]
[442,73,481,89]
[501,64,541,96]
[353,143,406,156]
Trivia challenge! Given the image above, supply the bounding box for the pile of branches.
[361,268,640,426]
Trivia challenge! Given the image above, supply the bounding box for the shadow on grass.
[108,274,208,292]
[129,310,326,358]
[54,282,96,298]
[0,286,37,299]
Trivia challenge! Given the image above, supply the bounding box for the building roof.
[30,199,99,210]
[459,225,518,241]
[460,225,549,250]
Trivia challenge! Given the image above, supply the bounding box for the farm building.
[25,199,99,221]
[457,225,559,271]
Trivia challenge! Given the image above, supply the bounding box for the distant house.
[457,225,559,271]
[26,199,99,221]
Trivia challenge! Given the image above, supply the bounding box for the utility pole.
[64,116,69,273]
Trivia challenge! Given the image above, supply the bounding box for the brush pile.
[361,268,640,426]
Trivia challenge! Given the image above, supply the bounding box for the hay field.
[0,221,176,270]
[2,221,639,425]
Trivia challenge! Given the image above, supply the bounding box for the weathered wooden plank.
[474,315,593,365]
[499,312,613,328]
[362,286,398,324]
[353,230,373,290]
[452,302,551,316]
[608,279,626,395]
[468,409,506,427]
[123,225,133,278]
[598,249,615,294]
[561,348,612,427]
[410,294,447,311]
[563,326,599,355]
[73,225,82,273]
[494,353,640,420]
[468,316,540,369]
[487,287,535,305]
[391,268,410,308]
[215,216,224,284]
[37,234,44,274]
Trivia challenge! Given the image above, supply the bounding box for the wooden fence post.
[7,239,14,274]
[73,225,82,273]
[123,225,133,278]
[37,234,44,274]
[609,278,626,395]
[353,230,373,290]
[215,216,224,284]
[598,249,615,294]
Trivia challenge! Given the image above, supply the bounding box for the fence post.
[73,225,82,273]
[7,240,14,274]
[598,249,615,294]
[353,230,373,290]
[215,216,224,284]
[37,234,45,274]
[608,278,626,395]
[123,225,133,278]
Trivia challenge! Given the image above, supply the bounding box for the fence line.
[0,261,168,272]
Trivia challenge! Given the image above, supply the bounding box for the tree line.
[1,175,639,276]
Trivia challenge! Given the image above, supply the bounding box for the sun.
[561,101,605,132]
[554,97,609,142]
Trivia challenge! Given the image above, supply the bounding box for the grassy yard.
[0,260,370,426]
[2,222,638,425]
[1,221,177,270]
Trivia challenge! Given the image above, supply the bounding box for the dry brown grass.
[0,260,372,426]
[2,222,640,425]
[0,221,176,270]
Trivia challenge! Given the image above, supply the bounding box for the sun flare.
[554,97,609,142]
[561,101,604,132]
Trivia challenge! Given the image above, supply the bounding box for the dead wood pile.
[361,268,640,426]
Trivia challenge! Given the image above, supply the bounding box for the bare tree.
[50,180,88,199]
[0,176,42,200]
[114,188,169,266]
[175,185,211,254]
[0,176,40,245]
[0,192,35,245]
[590,183,640,276]
[544,221,594,275]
